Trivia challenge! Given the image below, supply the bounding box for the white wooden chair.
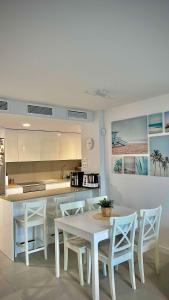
[60,200,88,286]
[15,199,47,266]
[47,195,75,243]
[87,212,137,300]
[86,195,108,210]
[134,206,162,283]
[47,195,75,219]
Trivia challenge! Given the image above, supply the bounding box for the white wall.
[81,112,100,174]
[105,93,169,252]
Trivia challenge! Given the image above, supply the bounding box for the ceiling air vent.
[0,100,8,111]
[27,104,53,116]
[68,110,88,120]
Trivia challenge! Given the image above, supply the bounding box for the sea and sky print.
[165,111,169,132]
[112,111,169,177]
[148,113,163,134]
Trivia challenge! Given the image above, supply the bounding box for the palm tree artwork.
[151,149,169,176]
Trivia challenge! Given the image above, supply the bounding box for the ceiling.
[0,0,169,111]
[0,113,81,132]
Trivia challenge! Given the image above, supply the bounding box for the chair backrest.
[24,199,47,223]
[138,206,162,245]
[53,195,75,217]
[109,212,137,259]
[60,200,85,217]
[86,196,108,210]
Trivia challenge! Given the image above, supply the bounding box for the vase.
[101,207,112,217]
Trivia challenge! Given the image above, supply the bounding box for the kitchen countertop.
[1,187,98,202]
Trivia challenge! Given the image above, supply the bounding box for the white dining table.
[54,205,136,300]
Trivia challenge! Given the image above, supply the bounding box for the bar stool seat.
[15,199,48,266]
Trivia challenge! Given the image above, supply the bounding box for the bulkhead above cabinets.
[5,129,81,162]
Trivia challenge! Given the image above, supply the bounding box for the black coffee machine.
[70,171,84,187]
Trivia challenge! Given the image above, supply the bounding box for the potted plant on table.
[98,198,114,217]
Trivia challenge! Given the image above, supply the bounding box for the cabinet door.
[40,132,60,161]
[59,133,81,160]
[18,131,41,161]
[5,130,19,162]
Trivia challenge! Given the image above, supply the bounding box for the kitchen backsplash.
[6,160,81,183]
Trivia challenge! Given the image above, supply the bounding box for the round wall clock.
[86,137,94,150]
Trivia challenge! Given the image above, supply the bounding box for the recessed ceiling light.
[22,123,31,127]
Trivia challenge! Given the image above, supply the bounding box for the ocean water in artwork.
[135,157,148,175]
[124,157,135,174]
[112,156,123,174]
[148,113,163,134]
[150,136,169,177]
[165,111,169,132]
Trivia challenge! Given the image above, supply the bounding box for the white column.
[98,111,107,195]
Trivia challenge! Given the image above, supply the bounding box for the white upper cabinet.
[59,133,81,160]
[5,130,81,162]
[18,130,41,162]
[40,132,60,161]
[5,130,19,162]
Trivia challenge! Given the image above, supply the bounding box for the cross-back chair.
[135,206,162,283]
[15,199,47,266]
[86,195,108,210]
[87,212,137,300]
[60,200,88,286]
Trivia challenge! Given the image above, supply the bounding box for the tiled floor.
[0,245,169,300]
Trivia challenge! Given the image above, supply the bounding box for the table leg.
[55,224,60,278]
[91,235,99,300]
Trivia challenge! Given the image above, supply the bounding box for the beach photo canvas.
[148,113,163,134]
[165,111,169,132]
[135,156,148,176]
[124,157,135,174]
[112,156,123,174]
[150,136,169,177]
[111,116,148,155]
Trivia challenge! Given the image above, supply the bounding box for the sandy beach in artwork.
[149,127,163,134]
[112,143,148,155]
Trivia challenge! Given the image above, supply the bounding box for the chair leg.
[102,262,107,277]
[87,249,91,284]
[138,251,145,284]
[77,252,84,286]
[108,264,116,300]
[14,220,18,258]
[44,222,47,260]
[25,225,29,266]
[129,257,136,290]
[64,245,69,271]
[115,265,118,272]
[155,245,160,274]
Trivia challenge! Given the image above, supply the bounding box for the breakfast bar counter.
[0,187,99,261]
[1,186,95,202]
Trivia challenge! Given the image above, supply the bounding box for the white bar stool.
[15,199,47,266]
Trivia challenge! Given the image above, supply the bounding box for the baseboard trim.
[159,245,169,255]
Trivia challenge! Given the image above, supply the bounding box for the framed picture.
[124,157,135,174]
[111,116,148,155]
[165,111,169,132]
[150,135,169,177]
[112,156,123,174]
[148,113,163,134]
[135,156,148,176]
